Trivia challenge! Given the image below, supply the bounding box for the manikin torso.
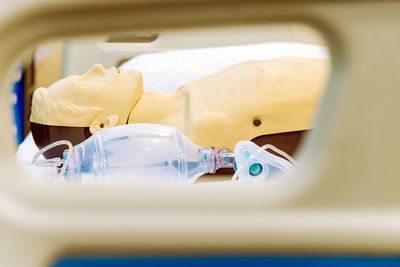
[129,57,328,149]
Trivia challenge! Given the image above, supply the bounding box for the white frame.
[0,0,399,266]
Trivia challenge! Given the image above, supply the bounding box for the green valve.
[204,154,207,160]
[249,163,263,176]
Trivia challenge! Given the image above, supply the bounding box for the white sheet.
[120,42,329,92]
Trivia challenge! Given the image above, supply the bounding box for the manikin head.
[30,64,143,158]
[31,64,143,131]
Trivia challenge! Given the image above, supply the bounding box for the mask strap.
[32,140,73,176]
[231,144,296,182]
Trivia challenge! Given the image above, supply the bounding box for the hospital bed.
[1,0,400,266]
[16,41,328,174]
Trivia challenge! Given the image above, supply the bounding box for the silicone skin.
[30,64,143,132]
[129,57,329,149]
[30,57,329,152]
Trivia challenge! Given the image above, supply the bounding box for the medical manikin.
[30,57,329,156]
[30,56,328,182]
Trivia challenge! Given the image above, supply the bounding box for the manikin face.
[31,64,143,134]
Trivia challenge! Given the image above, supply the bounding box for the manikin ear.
[89,115,120,134]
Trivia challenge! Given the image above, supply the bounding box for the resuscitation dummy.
[30,57,329,159]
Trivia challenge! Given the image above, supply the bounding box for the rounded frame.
[0,0,399,266]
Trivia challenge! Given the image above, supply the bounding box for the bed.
[16,42,329,181]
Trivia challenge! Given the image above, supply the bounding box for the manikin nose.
[82,64,108,78]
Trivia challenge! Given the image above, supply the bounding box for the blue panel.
[11,66,25,144]
[51,255,400,267]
